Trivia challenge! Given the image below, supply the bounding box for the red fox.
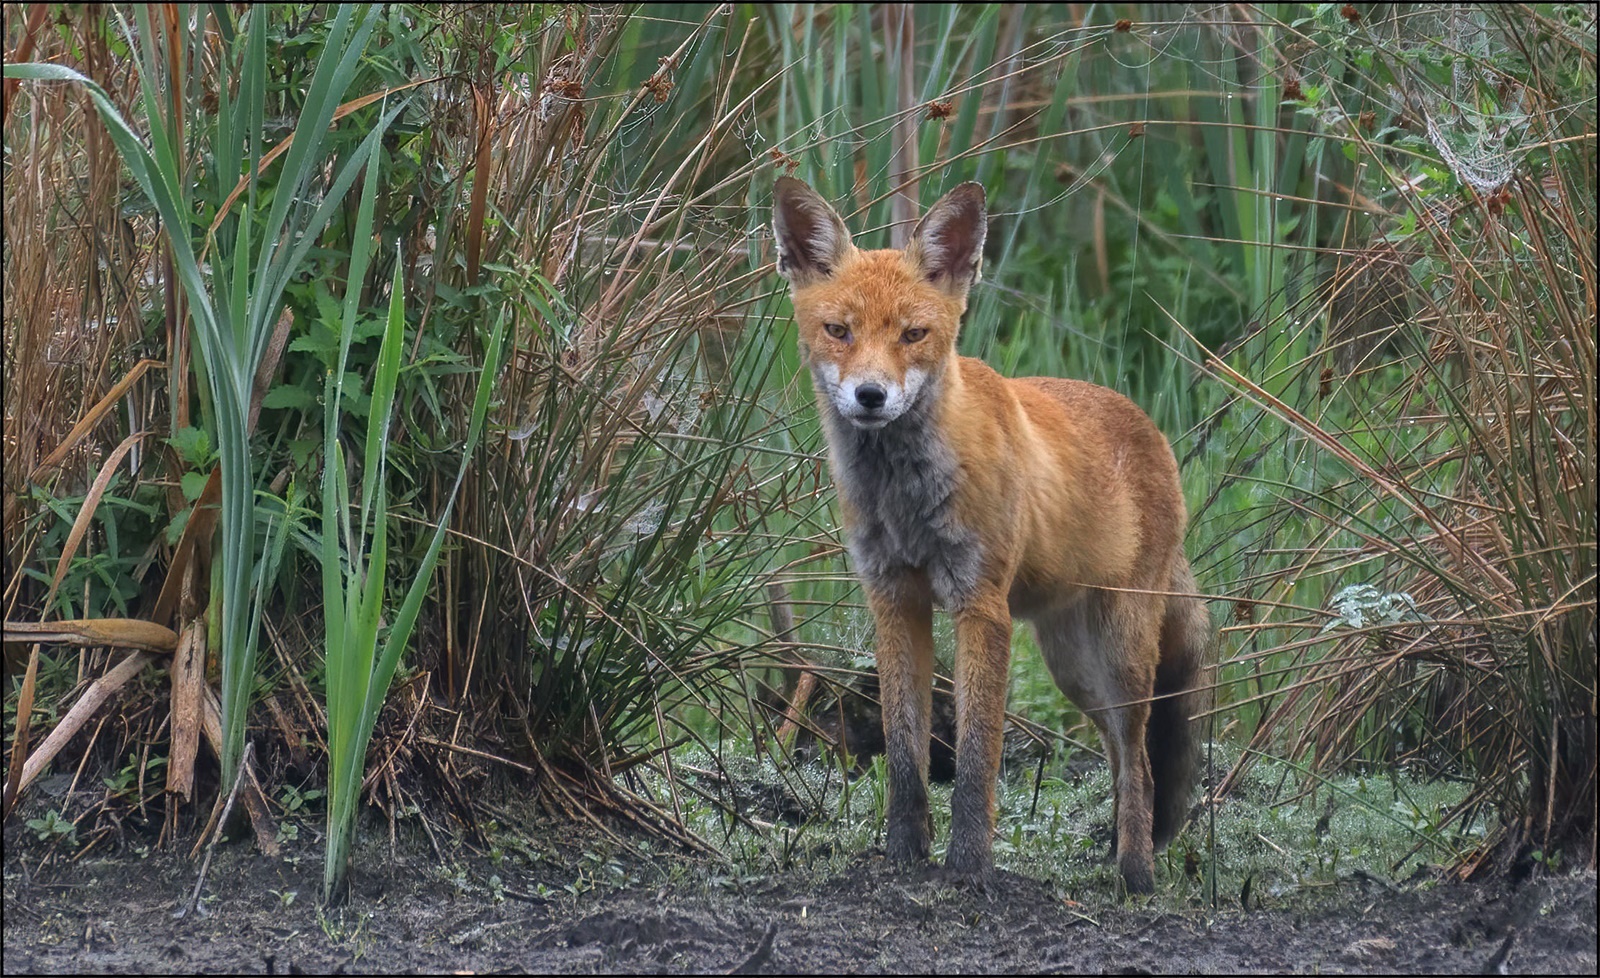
[772,177,1209,892]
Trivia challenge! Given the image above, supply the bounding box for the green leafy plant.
[26,809,77,845]
[5,5,396,791]
[278,783,325,815]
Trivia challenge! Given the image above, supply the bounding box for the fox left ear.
[906,182,987,296]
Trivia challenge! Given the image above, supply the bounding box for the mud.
[4,815,1594,975]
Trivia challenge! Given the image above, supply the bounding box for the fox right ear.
[773,177,854,286]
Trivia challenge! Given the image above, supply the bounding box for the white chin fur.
[815,363,927,427]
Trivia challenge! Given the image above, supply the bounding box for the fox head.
[773,177,987,429]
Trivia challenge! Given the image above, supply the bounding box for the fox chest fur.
[821,390,983,609]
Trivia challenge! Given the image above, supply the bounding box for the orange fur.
[772,178,1209,892]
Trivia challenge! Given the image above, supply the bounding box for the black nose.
[855,384,887,410]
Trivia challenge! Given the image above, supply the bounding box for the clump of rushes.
[1201,5,1595,870]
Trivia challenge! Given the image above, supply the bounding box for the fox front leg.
[945,594,1012,878]
[866,579,935,862]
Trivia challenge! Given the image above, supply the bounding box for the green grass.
[633,737,1481,907]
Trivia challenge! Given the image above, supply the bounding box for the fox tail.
[1149,559,1210,849]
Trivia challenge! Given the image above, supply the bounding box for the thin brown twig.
[178,741,253,919]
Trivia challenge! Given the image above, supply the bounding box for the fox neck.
[820,360,983,607]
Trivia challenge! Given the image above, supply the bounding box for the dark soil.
[4,813,1594,975]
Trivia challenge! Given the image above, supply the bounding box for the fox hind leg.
[1035,594,1161,894]
[1100,694,1156,893]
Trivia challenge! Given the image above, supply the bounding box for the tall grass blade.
[322,223,506,896]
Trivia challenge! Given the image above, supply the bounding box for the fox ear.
[906,182,987,296]
[773,177,854,286]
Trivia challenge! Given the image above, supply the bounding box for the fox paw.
[935,861,997,900]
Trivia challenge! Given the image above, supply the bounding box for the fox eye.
[823,322,851,342]
[902,327,929,343]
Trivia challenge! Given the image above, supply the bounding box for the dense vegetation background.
[4,3,1593,897]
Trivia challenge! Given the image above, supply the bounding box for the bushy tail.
[1149,559,1210,849]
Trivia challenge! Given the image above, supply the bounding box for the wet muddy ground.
[3,814,1594,975]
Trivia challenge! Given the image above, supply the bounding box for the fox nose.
[855,384,887,410]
